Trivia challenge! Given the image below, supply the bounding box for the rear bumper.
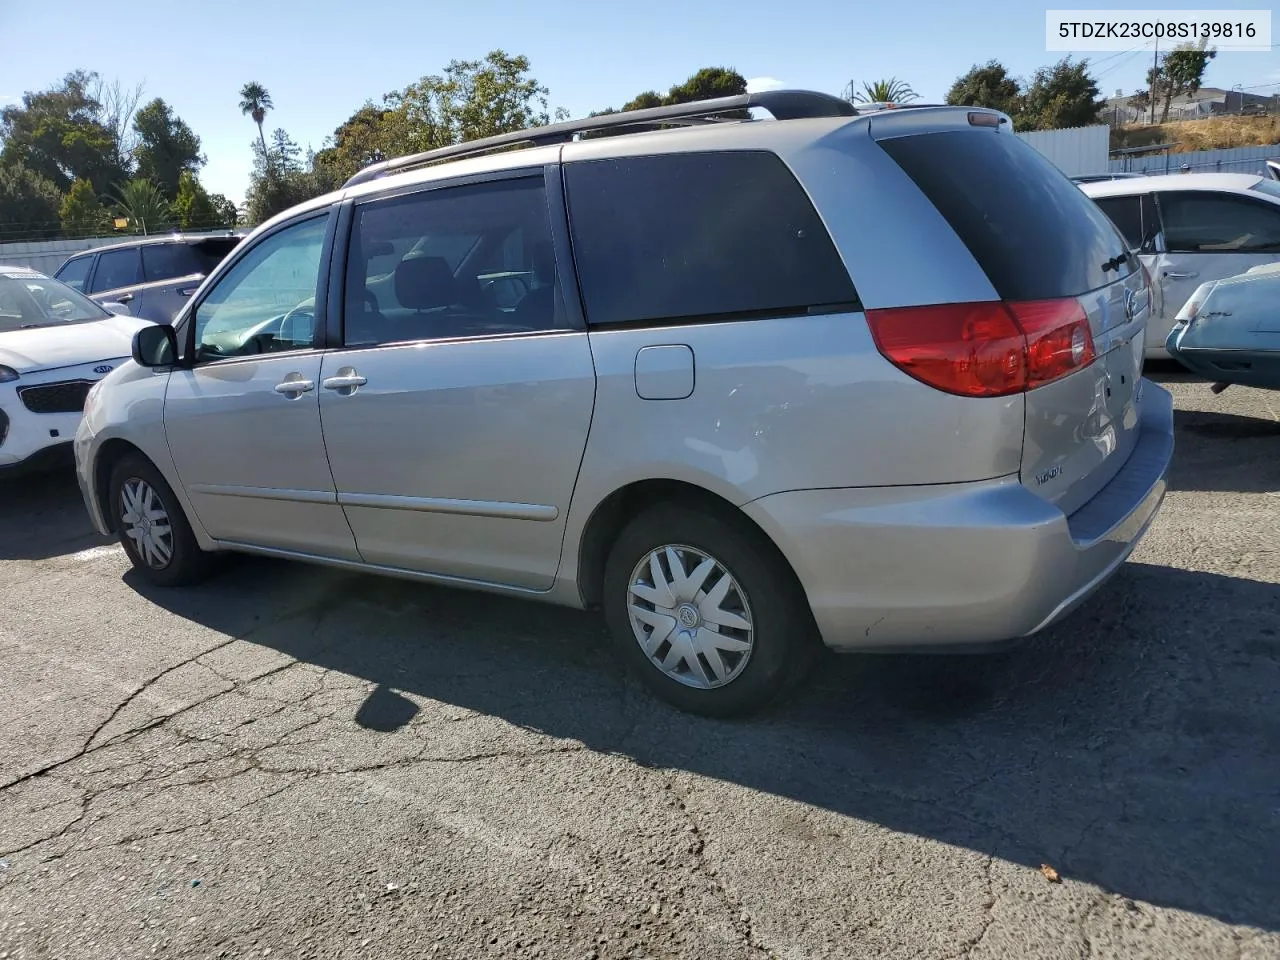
[742,380,1174,652]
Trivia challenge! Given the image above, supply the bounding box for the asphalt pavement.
[1,368,1277,960]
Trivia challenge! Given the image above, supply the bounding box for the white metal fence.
[1017,125,1111,177]
[0,236,128,275]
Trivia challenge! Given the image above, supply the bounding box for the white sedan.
[0,264,151,476]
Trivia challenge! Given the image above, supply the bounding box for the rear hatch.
[876,122,1149,516]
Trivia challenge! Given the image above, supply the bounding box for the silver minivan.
[74,91,1174,716]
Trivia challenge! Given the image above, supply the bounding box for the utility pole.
[1149,38,1159,125]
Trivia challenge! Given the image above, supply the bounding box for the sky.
[2,0,1278,205]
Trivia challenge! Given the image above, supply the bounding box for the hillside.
[1110,115,1280,153]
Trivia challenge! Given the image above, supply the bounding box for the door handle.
[116,293,134,303]
[274,376,314,397]
[177,286,198,297]
[321,368,367,395]
[1163,271,1197,279]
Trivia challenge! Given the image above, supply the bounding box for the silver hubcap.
[120,478,173,569]
[627,544,754,690]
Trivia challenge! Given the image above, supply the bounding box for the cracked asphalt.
[1,369,1278,960]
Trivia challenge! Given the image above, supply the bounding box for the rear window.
[142,243,201,281]
[564,151,859,326]
[191,237,242,273]
[878,130,1136,300]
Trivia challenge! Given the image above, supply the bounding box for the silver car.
[74,91,1174,716]
[54,233,244,326]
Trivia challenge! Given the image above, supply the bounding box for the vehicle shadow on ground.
[0,471,112,562]
[1168,409,1280,494]
[129,557,1280,933]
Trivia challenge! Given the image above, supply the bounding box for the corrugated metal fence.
[1109,144,1280,176]
[1016,125,1112,177]
[0,236,126,275]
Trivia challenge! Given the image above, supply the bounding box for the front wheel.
[109,454,218,587]
[602,504,819,717]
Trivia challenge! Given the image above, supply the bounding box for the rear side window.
[1157,192,1280,253]
[191,238,242,274]
[879,130,1135,300]
[564,151,858,326]
[55,255,92,291]
[142,243,201,281]
[90,247,141,293]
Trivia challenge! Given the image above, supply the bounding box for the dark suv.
[54,234,244,325]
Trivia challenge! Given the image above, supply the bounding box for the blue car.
[1166,262,1280,392]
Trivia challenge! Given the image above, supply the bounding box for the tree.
[946,61,1021,114]
[133,98,205,201]
[60,178,110,237]
[89,75,145,174]
[664,68,747,104]
[0,164,63,240]
[244,132,311,224]
[172,172,218,229]
[238,81,273,159]
[310,103,396,185]
[587,68,749,137]
[112,178,172,234]
[621,91,664,111]
[1151,41,1217,123]
[0,70,128,195]
[1017,57,1103,131]
[850,78,918,104]
[1126,89,1151,123]
[384,50,558,153]
[267,128,302,175]
[208,193,239,228]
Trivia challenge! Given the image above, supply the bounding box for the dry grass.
[1112,115,1280,153]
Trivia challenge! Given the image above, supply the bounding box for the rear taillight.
[865,299,1095,398]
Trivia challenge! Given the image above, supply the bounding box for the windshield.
[0,272,111,332]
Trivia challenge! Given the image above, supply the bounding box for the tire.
[108,454,218,587]
[602,503,820,717]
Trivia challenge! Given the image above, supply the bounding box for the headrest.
[394,256,454,310]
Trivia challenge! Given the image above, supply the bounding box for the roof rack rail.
[342,89,858,188]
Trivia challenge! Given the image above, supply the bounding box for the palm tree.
[239,82,273,158]
[112,179,172,235]
[849,78,918,105]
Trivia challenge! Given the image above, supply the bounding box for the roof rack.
[342,89,858,188]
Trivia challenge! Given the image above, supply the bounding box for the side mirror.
[102,300,133,316]
[132,324,178,367]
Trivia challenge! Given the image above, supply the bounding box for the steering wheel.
[278,300,317,347]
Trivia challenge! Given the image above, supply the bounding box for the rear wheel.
[602,503,818,717]
[109,454,217,587]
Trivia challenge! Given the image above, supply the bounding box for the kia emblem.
[93,364,114,375]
